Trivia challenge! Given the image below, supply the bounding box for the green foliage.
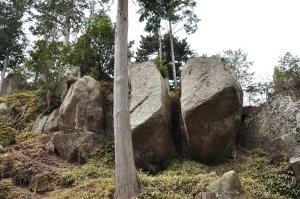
[218,49,271,106]
[154,56,168,78]
[0,0,28,72]
[219,49,254,90]
[136,33,195,80]
[68,13,115,79]
[273,52,300,91]
[248,157,300,198]
[137,0,200,34]
[25,40,69,93]
[88,142,115,166]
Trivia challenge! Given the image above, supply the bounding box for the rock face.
[57,76,104,134]
[206,170,245,199]
[130,62,174,172]
[32,109,59,133]
[50,76,113,163]
[240,92,300,156]
[181,56,243,163]
[52,131,103,163]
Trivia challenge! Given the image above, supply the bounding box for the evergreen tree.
[137,0,200,91]
[0,0,29,94]
[135,33,195,88]
[68,13,115,79]
[273,52,300,91]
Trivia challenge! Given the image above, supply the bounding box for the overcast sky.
[109,0,300,82]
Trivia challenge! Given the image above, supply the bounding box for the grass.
[46,144,299,199]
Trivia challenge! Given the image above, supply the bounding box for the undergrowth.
[46,145,299,199]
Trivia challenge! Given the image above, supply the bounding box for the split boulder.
[181,56,243,163]
[130,62,175,172]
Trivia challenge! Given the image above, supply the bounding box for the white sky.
[109,0,300,81]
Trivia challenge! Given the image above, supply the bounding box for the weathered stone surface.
[206,170,245,199]
[239,92,300,156]
[0,103,15,116]
[181,56,243,163]
[195,192,217,199]
[289,157,300,181]
[1,74,23,96]
[130,62,175,172]
[57,76,104,134]
[31,109,59,133]
[31,114,48,134]
[52,131,102,163]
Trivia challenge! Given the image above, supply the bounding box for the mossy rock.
[0,125,16,147]
[29,172,59,194]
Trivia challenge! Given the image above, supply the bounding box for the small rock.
[290,157,300,182]
[205,171,217,177]
[206,170,245,199]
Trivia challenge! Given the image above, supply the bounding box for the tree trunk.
[168,20,178,91]
[158,25,162,60]
[114,0,140,198]
[63,14,71,45]
[0,51,9,95]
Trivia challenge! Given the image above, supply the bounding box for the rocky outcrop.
[49,76,113,163]
[52,131,103,163]
[239,92,300,156]
[206,170,245,199]
[130,62,175,172]
[32,109,59,133]
[181,56,243,163]
[57,76,104,134]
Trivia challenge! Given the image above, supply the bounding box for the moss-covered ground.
[0,92,299,199]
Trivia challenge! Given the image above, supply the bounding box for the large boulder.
[130,62,175,172]
[52,131,103,163]
[57,76,104,134]
[239,92,300,156]
[181,56,243,163]
[206,170,245,199]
